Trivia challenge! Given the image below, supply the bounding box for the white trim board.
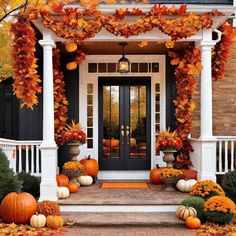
[78,55,166,177]
[60,205,178,213]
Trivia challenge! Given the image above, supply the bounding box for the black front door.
[98,77,151,170]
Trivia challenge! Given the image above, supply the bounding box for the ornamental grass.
[203,196,236,224]
[190,180,225,200]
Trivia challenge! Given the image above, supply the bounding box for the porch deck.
[58,181,189,206]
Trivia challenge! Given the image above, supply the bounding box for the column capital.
[200,41,216,49]
[39,39,56,48]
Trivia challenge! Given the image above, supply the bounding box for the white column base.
[39,143,58,201]
[190,138,217,182]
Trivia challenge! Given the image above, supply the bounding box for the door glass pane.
[129,86,147,159]
[102,86,120,159]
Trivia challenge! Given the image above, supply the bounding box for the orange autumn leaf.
[170,57,180,65]
[138,41,148,48]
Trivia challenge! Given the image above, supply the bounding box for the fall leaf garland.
[53,48,68,145]
[169,43,201,168]
[212,22,235,81]
[11,18,41,108]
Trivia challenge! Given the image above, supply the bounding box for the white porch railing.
[216,136,236,175]
[0,138,42,177]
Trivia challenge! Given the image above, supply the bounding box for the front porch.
[0,1,236,203]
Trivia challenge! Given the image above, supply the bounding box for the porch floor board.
[58,182,189,205]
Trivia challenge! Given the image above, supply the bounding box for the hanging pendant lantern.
[117,42,130,74]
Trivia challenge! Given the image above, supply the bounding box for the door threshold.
[98,171,149,180]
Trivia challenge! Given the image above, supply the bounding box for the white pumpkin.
[56,187,70,199]
[78,175,93,186]
[176,205,197,221]
[176,179,197,192]
[30,214,46,228]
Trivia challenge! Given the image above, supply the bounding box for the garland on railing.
[53,48,68,145]
[169,43,201,168]
[11,18,41,108]
[212,22,235,81]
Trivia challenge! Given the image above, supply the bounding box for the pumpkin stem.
[88,155,91,160]
[156,164,159,168]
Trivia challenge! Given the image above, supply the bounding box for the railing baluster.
[18,145,22,173]
[12,146,17,173]
[26,145,29,172]
[219,141,222,173]
[225,141,228,173]
[31,145,34,173]
[231,141,234,171]
[36,145,39,174]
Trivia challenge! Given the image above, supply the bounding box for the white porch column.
[39,31,58,201]
[194,29,217,182]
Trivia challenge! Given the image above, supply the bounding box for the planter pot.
[161,149,177,168]
[161,176,180,192]
[62,168,83,186]
[68,142,80,161]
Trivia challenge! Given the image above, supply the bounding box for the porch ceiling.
[58,41,186,55]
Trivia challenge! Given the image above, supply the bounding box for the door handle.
[121,125,124,144]
[126,125,130,145]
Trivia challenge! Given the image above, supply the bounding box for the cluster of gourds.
[0,192,64,229]
[56,156,99,199]
[150,166,202,229]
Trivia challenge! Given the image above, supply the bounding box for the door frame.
[98,77,152,170]
[79,55,166,179]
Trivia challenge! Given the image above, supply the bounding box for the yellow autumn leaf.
[189,102,196,111]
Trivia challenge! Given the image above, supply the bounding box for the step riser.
[60,205,178,213]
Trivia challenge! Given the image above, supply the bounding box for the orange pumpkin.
[80,155,99,177]
[66,61,77,70]
[103,138,119,148]
[185,217,201,229]
[182,170,198,180]
[65,42,77,52]
[46,215,64,229]
[68,183,79,193]
[150,165,164,185]
[56,174,69,187]
[1,192,37,224]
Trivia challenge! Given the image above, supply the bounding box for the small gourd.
[46,215,64,229]
[176,179,197,192]
[176,205,197,221]
[30,213,46,228]
[78,175,93,186]
[56,187,70,199]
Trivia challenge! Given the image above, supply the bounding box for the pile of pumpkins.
[56,155,99,199]
[150,165,197,192]
[150,165,201,229]
[0,192,64,229]
[176,205,201,229]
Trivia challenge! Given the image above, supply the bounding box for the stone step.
[62,212,184,227]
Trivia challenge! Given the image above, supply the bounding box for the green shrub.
[181,196,206,221]
[222,170,236,203]
[204,211,234,224]
[0,150,22,202]
[17,172,40,199]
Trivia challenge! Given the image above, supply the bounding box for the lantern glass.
[117,56,130,74]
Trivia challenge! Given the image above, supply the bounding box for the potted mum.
[62,161,84,185]
[63,120,86,161]
[160,168,183,191]
[156,129,183,168]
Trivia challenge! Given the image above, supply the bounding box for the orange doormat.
[100,182,150,189]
